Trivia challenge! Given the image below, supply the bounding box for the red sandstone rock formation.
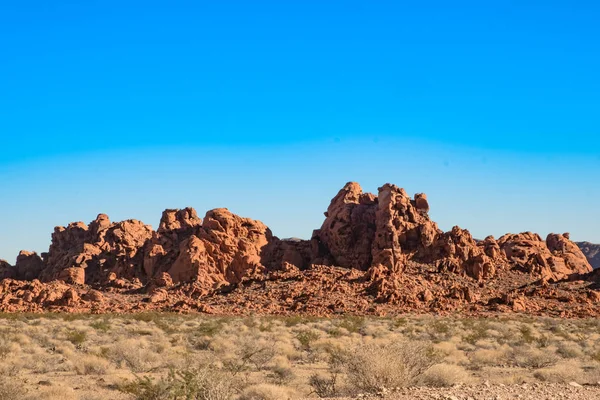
[0,181,595,316]
[434,227,499,281]
[311,182,378,269]
[498,232,591,282]
[39,215,153,285]
[143,207,203,279]
[146,207,286,287]
[311,182,442,272]
[311,183,498,280]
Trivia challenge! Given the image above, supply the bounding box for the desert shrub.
[512,346,558,369]
[519,325,536,344]
[238,383,297,400]
[295,330,320,350]
[89,319,111,332]
[308,343,347,397]
[533,360,583,383]
[66,329,87,346]
[196,320,223,337]
[419,363,471,387]
[462,323,490,345]
[343,341,435,393]
[335,317,365,334]
[222,336,276,376]
[106,339,162,372]
[557,342,584,359]
[309,373,340,398]
[0,338,15,360]
[469,347,510,367]
[267,365,295,385]
[120,364,236,400]
[73,354,110,375]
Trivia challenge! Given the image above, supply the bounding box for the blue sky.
[1,1,599,262]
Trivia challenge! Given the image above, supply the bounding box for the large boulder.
[547,233,592,275]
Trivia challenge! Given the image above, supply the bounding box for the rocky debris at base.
[0,181,598,315]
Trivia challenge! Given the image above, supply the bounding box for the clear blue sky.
[1,1,599,262]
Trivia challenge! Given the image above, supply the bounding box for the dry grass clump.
[342,341,435,394]
[32,385,79,400]
[557,341,584,359]
[72,354,111,375]
[533,360,584,383]
[512,346,559,368]
[105,338,164,372]
[419,363,472,387]
[469,346,511,367]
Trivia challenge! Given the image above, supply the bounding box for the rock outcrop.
[0,181,594,316]
[143,207,203,279]
[498,232,591,282]
[310,182,590,282]
[311,183,442,272]
[434,227,499,281]
[311,182,378,270]
[39,215,153,285]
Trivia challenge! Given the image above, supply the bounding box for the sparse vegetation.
[0,314,599,398]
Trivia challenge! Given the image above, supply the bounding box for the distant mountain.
[577,242,600,269]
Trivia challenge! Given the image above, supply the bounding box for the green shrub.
[66,330,87,346]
